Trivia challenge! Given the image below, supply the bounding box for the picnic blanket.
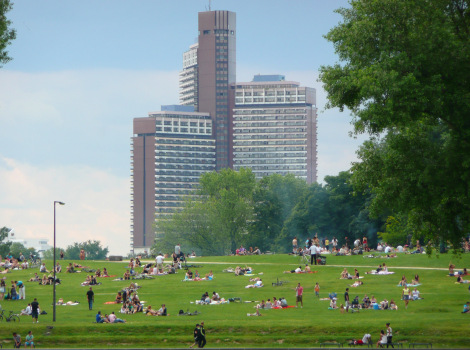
[397,283,421,287]
[369,271,395,275]
[194,299,229,305]
[272,306,295,309]
[99,275,117,278]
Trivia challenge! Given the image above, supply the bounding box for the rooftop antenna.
[208,0,211,11]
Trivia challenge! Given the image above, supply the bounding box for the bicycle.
[29,256,42,269]
[0,310,20,322]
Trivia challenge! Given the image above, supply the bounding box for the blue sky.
[0,0,365,255]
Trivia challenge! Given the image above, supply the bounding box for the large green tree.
[0,0,16,67]
[0,226,12,256]
[155,168,256,255]
[320,0,470,248]
[65,240,109,260]
[247,174,308,253]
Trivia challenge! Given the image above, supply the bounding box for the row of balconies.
[235,133,306,140]
[234,128,306,134]
[233,121,307,127]
[234,108,308,115]
[233,158,306,169]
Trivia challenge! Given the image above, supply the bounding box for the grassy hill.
[0,252,469,348]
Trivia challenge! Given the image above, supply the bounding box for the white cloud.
[0,156,130,255]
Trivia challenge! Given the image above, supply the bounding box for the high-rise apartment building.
[231,75,317,183]
[179,43,198,109]
[197,10,236,170]
[131,108,215,253]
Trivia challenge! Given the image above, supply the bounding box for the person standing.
[80,249,85,260]
[332,237,338,251]
[344,288,350,312]
[295,283,304,308]
[292,237,298,254]
[17,280,25,300]
[402,286,411,309]
[325,238,330,251]
[386,322,394,348]
[309,243,317,265]
[60,251,64,260]
[314,282,320,298]
[31,298,39,323]
[86,287,94,310]
[198,321,206,348]
[175,244,181,256]
[155,253,164,273]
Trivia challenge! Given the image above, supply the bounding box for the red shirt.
[296,286,304,296]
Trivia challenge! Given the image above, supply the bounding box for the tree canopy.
[319,0,470,248]
[65,240,109,260]
[0,226,12,256]
[0,0,16,67]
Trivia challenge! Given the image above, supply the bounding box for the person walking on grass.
[314,282,320,298]
[295,283,304,308]
[386,322,394,348]
[190,324,201,348]
[86,287,94,310]
[198,321,206,348]
[344,288,350,312]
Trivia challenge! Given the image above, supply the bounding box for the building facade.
[231,76,317,183]
[179,43,199,109]
[131,108,215,253]
[197,10,236,170]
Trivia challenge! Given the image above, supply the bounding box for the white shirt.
[385,246,392,253]
[309,245,316,254]
[362,334,371,343]
[332,239,338,247]
[316,245,322,254]
[156,255,164,264]
[294,267,302,273]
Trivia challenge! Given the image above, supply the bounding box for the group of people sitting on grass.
[398,274,420,286]
[234,265,253,276]
[198,291,225,304]
[184,269,214,281]
[235,245,261,255]
[145,304,167,316]
[96,310,126,323]
[340,268,361,279]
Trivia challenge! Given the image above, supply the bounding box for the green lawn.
[0,252,469,348]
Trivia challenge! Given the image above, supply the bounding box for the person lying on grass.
[457,275,470,283]
[245,279,263,288]
[284,266,302,274]
[28,273,40,282]
[350,280,364,288]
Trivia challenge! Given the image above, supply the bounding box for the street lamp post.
[53,201,65,322]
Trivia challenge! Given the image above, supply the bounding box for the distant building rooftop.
[252,74,285,82]
[161,105,195,112]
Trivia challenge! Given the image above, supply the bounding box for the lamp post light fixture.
[53,201,65,322]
